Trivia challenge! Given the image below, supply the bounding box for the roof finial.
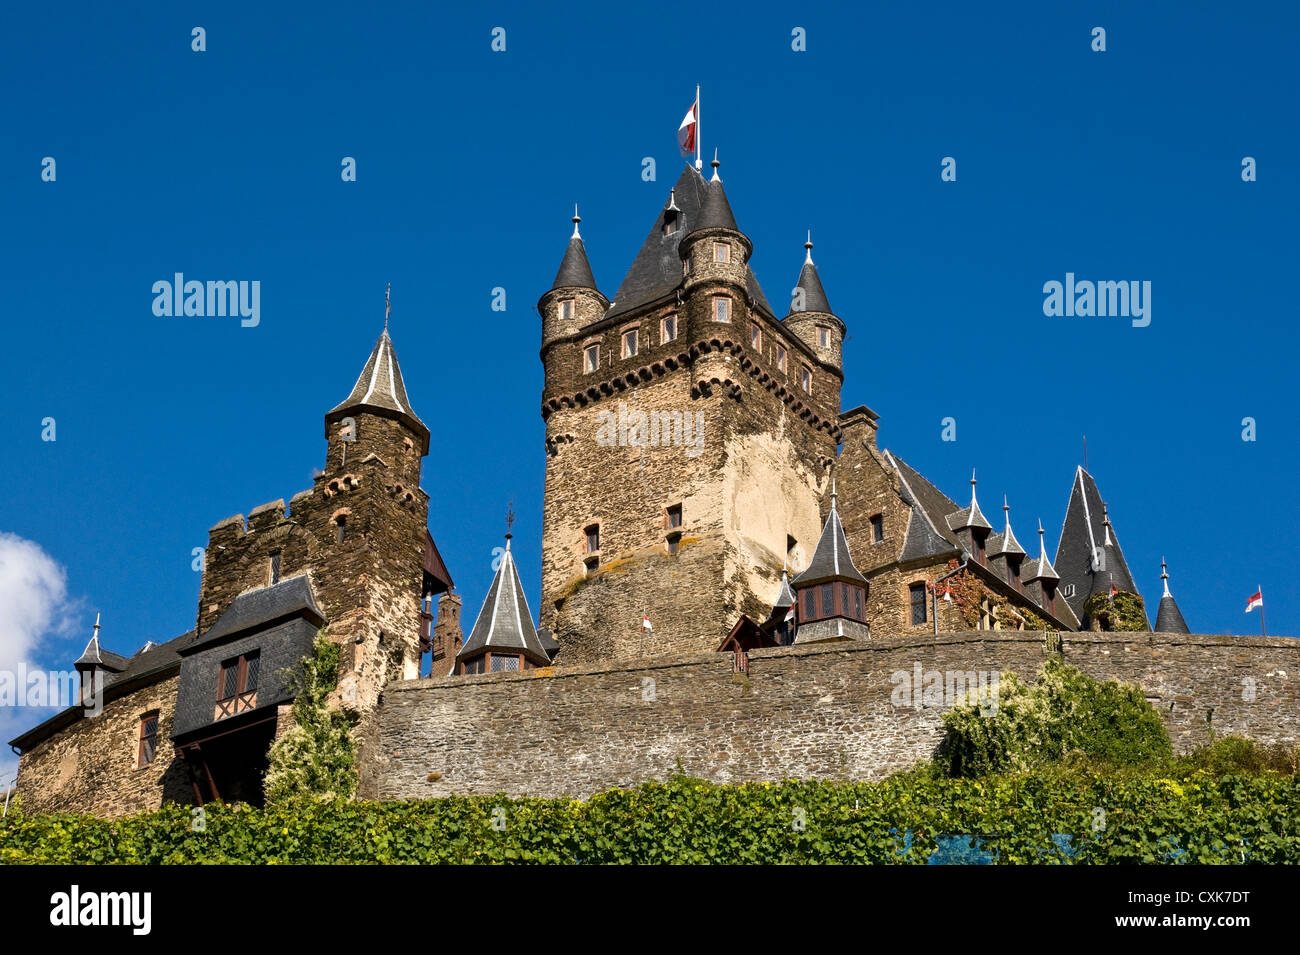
[970,468,980,507]
[1161,556,1171,597]
[384,283,391,333]
[1037,518,1047,554]
[92,611,101,641]
[1102,502,1113,546]
[571,204,581,239]
[710,148,721,182]
[1003,495,1012,530]
[504,500,516,549]
[805,230,814,264]
[831,475,838,510]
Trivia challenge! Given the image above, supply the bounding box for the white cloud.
[0,532,79,790]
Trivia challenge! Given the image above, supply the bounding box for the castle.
[14,161,1294,819]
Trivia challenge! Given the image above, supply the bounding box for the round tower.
[677,156,753,335]
[783,232,845,372]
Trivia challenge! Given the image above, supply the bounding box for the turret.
[988,496,1027,591]
[790,482,870,643]
[456,531,552,675]
[677,155,753,330]
[783,232,845,372]
[1154,558,1190,634]
[539,208,609,353]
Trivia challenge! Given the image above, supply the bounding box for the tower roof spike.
[571,205,581,239]
[805,230,814,264]
[710,148,720,182]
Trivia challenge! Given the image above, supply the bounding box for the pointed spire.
[948,469,993,532]
[326,320,430,454]
[456,526,551,668]
[709,148,721,182]
[791,485,867,586]
[789,232,833,315]
[384,282,391,333]
[666,189,680,213]
[1023,519,1060,582]
[989,495,1026,558]
[1154,558,1190,633]
[550,206,599,291]
[692,158,739,234]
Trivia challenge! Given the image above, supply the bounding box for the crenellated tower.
[538,160,846,663]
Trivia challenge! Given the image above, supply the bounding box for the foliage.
[1083,590,1148,631]
[937,658,1172,777]
[263,633,358,803]
[2,767,1297,865]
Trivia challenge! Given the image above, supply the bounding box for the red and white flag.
[942,582,952,602]
[642,613,654,631]
[784,604,796,623]
[677,94,698,158]
[1245,589,1263,613]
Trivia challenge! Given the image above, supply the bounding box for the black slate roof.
[325,330,430,453]
[1054,467,1140,620]
[186,575,325,653]
[1155,594,1190,634]
[551,233,598,291]
[790,255,832,315]
[607,164,774,320]
[988,506,1027,558]
[74,635,128,672]
[457,541,550,666]
[792,495,867,585]
[888,452,964,562]
[691,171,739,234]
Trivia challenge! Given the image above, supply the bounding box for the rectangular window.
[870,513,884,543]
[853,587,863,620]
[490,654,520,672]
[817,325,831,348]
[750,322,761,350]
[622,328,638,359]
[909,583,928,625]
[216,651,260,719]
[667,504,682,529]
[335,516,346,544]
[821,583,835,616]
[713,297,730,323]
[667,535,680,555]
[661,314,677,344]
[800,365,812,394]
[585,524,600,553]
[560,299,574,321]
[584,344,600,373]
[803,589,815,620]
[714,242,730,264]
[137,712,159,768]
[269,551,281,585]
[776,345,787,374]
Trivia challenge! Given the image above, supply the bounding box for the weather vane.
[505,500,515,538]
[384,283,391,331]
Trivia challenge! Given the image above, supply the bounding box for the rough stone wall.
[375,630,1300,801]
[15,676,191,818]
[540,273,842,664]
[196,409,430,797]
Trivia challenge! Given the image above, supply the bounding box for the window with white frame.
[713,297,730,323]
[622,328,638,359]
[584,343,600,373]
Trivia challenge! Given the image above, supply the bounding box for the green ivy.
[2,767,1296,864]
[1083,590,1148,631]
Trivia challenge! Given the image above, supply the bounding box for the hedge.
[3,770,1297,864]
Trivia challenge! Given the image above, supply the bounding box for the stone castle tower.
[197,312,451,790]
[537,161,849,663]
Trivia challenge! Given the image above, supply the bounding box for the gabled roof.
[887,452,963,563]
[789,238,832,315]
[457,539,550,667]
[325,330,430,454]
[186,575,325,653]
[607,164,774,320]
[1054,467,1139,618]
[792,490,867,586]
[551,214,599,291]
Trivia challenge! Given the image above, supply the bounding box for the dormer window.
[713,297,730,323]
[776,345,787,374]
[622,328,638,359]
[974,531,987,566]
[216,651,259,720]
[714,242,730,264]
[817,325,831,347]
[800,365,812,394]
[1008,558,1021,593]
[661,314,678,343]
[663,209,679,236]
[584,343,600,373]
[560,299,574,321]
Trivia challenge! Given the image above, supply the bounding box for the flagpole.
[1260,588,1266,637]
[695,84,702,171]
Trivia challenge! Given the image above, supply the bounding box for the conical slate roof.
[947,473,994,532]
[1022,522,1060,583]
[1154,560,1190,634]
[75,620,128,672]
[607,164,773,319]
[690,163,740,234]
[792,489,867,586]
[326,330,430,454]
[789,238,832,315]
[988,499,1026,558]
[551,215,599,291]
[457,538,550,667]
[1054,467,1140,620]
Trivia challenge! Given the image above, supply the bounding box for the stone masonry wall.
[374,630,1300,801]
[15,676,191,817]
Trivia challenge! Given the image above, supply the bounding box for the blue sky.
[2,1,1296,761]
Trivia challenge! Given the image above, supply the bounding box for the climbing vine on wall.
[1083,591,1147,632]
